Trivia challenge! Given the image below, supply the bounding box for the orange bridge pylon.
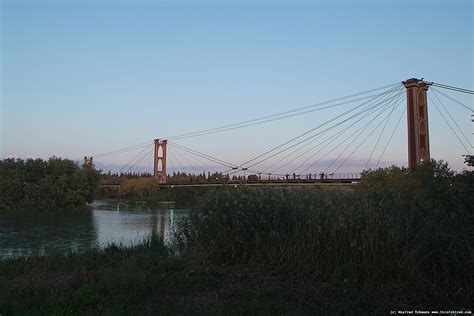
[153,139,167,183]
[403,78,430,171]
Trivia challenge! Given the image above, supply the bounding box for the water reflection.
[0,200,188,260]
[0,211,97,259]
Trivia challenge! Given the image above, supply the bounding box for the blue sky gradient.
[1,0,472,173]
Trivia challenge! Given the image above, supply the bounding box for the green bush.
[175,160,473,309]
[0,157,101,211]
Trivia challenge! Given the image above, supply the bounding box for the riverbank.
[0,240,444,315]
[1,234,472,314]
[0,238,373,314]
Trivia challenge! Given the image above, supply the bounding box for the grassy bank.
[2,161,473,314]
[0,237,370,314]
[174,162,473,311]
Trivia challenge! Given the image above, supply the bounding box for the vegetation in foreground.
[0,157,100,211]
[174,160,473,312]
[1,160,472,314]
[1,237,346,315]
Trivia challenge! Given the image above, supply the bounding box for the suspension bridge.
[90,78,473,186]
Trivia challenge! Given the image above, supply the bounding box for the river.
[0,200,189,260]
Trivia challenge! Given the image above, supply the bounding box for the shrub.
[175,160,473,309]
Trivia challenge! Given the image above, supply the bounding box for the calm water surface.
[0,200,189,260]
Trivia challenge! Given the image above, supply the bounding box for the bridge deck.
[161,181,359,187]
[99,178,361,188]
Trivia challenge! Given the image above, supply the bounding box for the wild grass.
[174,162,474,311]
[1,235,340,314]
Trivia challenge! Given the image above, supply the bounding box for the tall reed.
[174,162,473,309]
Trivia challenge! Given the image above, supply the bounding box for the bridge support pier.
[403,78,430,171]
[154,139,167,183]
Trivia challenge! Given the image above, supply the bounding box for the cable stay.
[431,92,472,148]
[423,81,474,95]
[290,88,404,174]
[270,87,405,174]
[171,144,226,173]
[168,149,184,173]
[144,150,154,173]
[429,96,471,154]
[124,148,153,174]
[431,88,472,112]
[331,97,405,174]
[167,142,236,169]
[118,146,153,174]
[321,100,398,174]
[167,88,402,141]
[364,89,406,170]
[166,82,400,140]
[91,83,401,160]
[240,85,403,169]
[259,95,387,173]
[298,91,403,175]
[94,140,153,158]
[168,142,236,168]
[240,85,402,169]
[375,107,407,169]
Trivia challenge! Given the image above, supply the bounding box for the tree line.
[0,157,101,211]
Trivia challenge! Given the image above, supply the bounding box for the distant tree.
[464,155,474,167]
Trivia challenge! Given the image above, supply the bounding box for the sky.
[1,0,473,174]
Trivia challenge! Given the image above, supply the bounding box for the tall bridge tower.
[403,78,430,171]
[83,156,94,166]
[154,139,167,183]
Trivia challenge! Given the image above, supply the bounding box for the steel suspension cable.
[124,147,153,174]
[332,97,405,174]
[375,107,406,168]
[429,96,471,153]
[143,151,153,175]
[167,149,176,173]
[93,141,153,158]
[323,99,398,174]
[242,85,403,169]
[427,81,474,95]
[168,91,401,141]
[431,88,472,112]
[363,88,406,170]
[91,84,401,159]
[167,82,400,140]
[168,143,236,169]
[259,89,397,173]
[431,91,473,148]
[284,87,405,174]
[170,144,215,173]
[299,90,402,175]
[118,145,151,174]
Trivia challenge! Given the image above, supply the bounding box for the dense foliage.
[0,157,101,211]
[175,160,473,311]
